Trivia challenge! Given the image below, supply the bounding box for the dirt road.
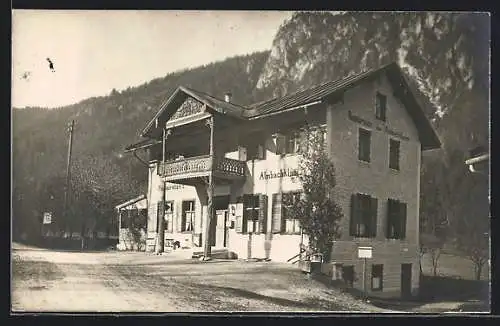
[11,243,386,313]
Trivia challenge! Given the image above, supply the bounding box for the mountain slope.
[12,12,489,255]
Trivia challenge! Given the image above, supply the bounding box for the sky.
[12,10,294,108]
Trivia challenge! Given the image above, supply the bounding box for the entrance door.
[401,263,412,298]
[215,210,227,248]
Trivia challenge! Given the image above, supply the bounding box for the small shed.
[116,195,148,251]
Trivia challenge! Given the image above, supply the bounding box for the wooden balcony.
[158,155,246,182]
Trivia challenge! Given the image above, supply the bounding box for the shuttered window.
[375,92,387,122]
[389,139,400,170]
[350,194,377,238]
[386,199,407,239]
[358,128,371,162]
[271,192,302,234]
[243,194,260,234]
[283,192,302,234]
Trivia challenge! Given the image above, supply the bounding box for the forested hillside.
[12,51,270,236]
[12,12,489,276]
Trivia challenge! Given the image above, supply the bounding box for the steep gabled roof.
[244,63,392,118]
[245,62,441,150]
[134,62,441,151]
[141,86,246,137]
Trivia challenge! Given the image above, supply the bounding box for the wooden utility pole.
[203,116,215,260]
[156,127,168,254]
[62,120,75,235]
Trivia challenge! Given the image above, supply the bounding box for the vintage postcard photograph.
[11,10,491,314]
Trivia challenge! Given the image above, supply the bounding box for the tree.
[420,233,444,276]
[288,126,343,261]
[451,172,490,280]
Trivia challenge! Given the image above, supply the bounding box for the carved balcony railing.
[158,155,246,181]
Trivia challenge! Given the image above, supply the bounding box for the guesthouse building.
[124,62,441,298]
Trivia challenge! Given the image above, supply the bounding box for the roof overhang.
[133,62,441,151]
[140,86,246,138]
[115,195,146,210]
[124,139,161,153]
[465,153,490,166]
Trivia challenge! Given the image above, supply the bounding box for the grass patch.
[419,275,489,302]
[12,255,65,283]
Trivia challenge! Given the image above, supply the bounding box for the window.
[138,209,148,230]
[276,131,301,155]
[376,92,387,121]
[156,201,173,232]
[386,199,407,239]
[165,201,174,232]
[342,265,355,287]
[389,139,400,170]
[282,192,302,234]
[247,142,266,161]
[350,194,377,238]
[181,201,195,232]
[244,195,260,233]
[119,210,129,229]
[371,264,383,291]
[358,128,371,162]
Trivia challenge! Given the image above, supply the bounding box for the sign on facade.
[358,246,373,259]
[43,212,52,224]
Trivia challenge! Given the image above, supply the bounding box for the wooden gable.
[170,96,205,121]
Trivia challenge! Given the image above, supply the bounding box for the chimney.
[224,92,232,103]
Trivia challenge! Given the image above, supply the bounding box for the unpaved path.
[11,247,183,312]
[11,243,388,313]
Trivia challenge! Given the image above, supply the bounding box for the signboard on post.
[43,212,52,224]
[358,246,373,301]
[358,246,373,259]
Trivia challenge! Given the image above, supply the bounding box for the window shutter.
[386,199,393,238]
[350,194,358,236]
[271,193,282,233]
[370,197,378,237]
[235,197,243,233]
[176,201,183,232]
[242,195,250,234]
[258,194,268,234]
[168,202,174,233]
[400,202,407,239]
[156,202,163,232]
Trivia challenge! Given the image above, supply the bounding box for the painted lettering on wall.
[376,124,410,141]
[349,110,410,141]
[348,110,372,128]
[259,168,300,180]
[166,184,185,191]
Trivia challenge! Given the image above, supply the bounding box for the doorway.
[401,263,412,298]
[209,196,229,247]
[215,210,228,247]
